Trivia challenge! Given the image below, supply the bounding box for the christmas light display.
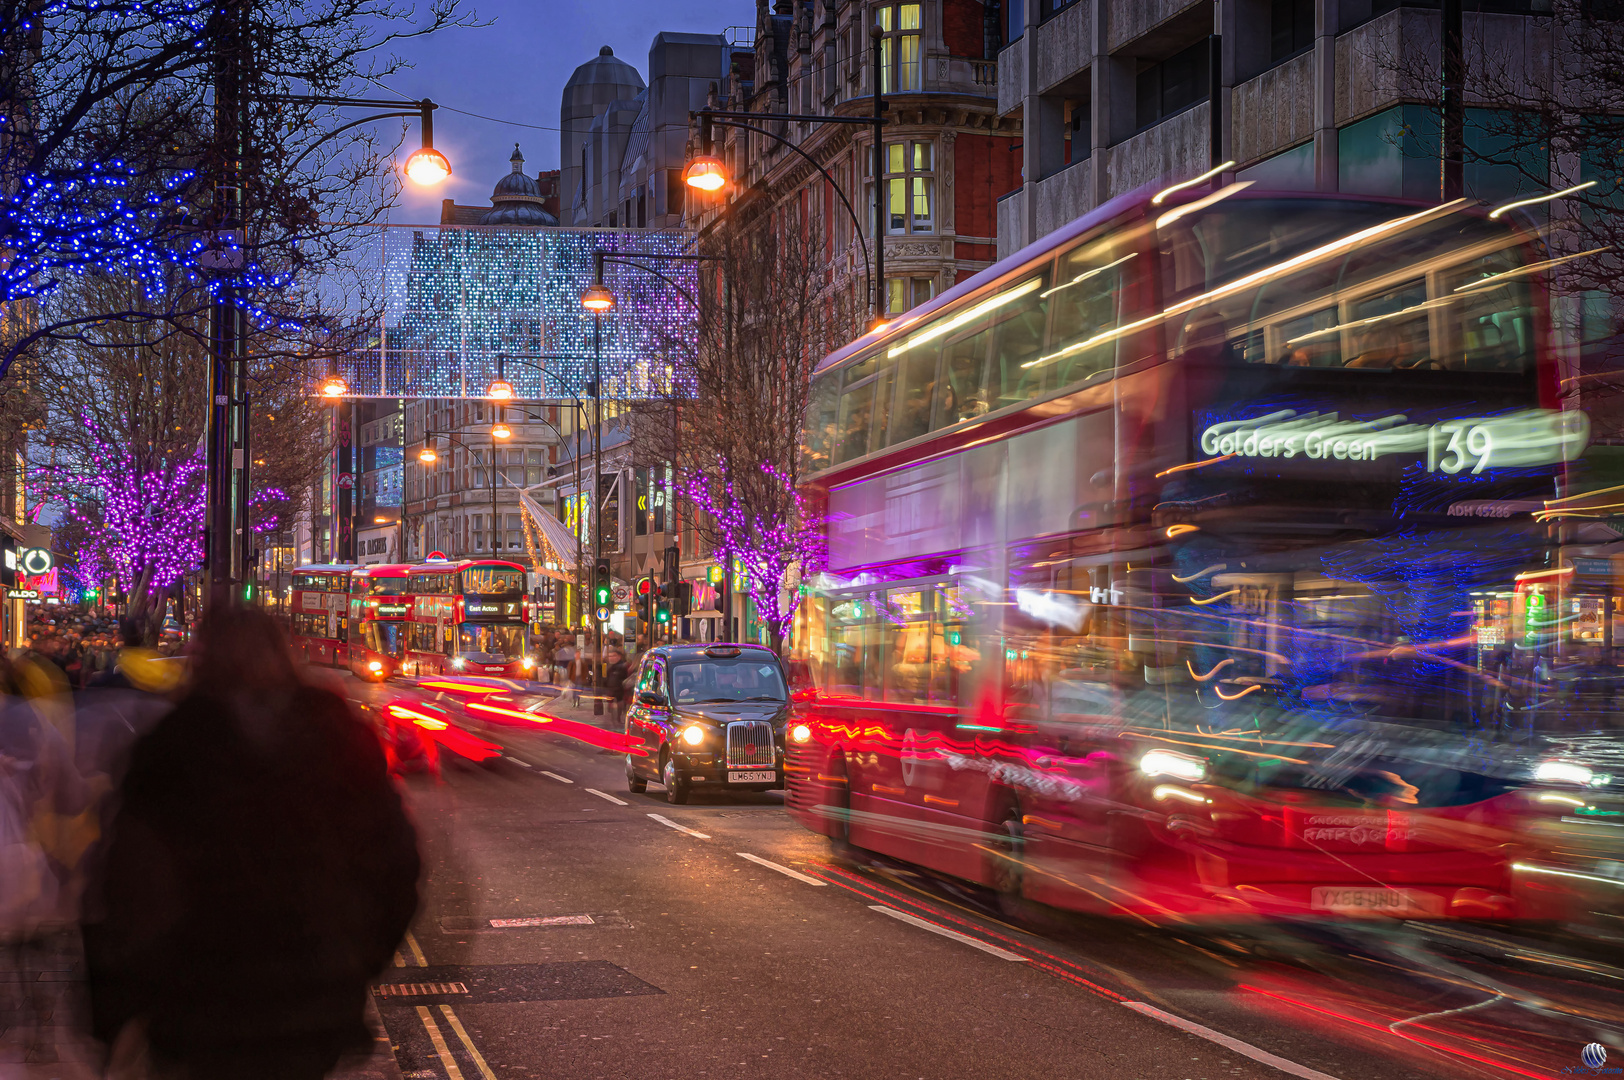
[325,225,699,399]
[56,439,206,592]
[681,462,825,632]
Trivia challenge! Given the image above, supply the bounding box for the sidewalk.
[0,933,401,1080]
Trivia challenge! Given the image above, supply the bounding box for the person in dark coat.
[82,604,420,1080]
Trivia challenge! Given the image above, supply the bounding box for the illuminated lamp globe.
[404,147,452,186]
[319,374,349,398]
[580,283,615,312]
[491,422,513,440]
[417,445,438,463]
[486,378,515,401]
[684,155,727,192]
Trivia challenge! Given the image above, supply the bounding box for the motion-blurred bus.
[402,557,536,678]
[348,563,413,681]
[787,182,1599,924]
[290,563,361,667]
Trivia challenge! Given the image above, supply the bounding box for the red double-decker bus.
[787,183,1593,924]
[290,563,361,667]
[348,563,413,681]
[402,557,535,678]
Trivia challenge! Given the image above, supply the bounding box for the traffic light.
[636,575,654,622]
[655,598,671,625]
[706,564,724,586]
[594,559,612,608]
[672,581,691,618]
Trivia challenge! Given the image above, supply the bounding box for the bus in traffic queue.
[347,563,413,681]
[785,180,1602,925]
[290,563,361,666]
[402,557,535,678]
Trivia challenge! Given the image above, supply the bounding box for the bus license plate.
[728,770,776,783]
[1310,887,1444,917]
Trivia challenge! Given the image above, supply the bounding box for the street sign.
[613,584,630,602]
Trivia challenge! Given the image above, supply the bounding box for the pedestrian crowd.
[2,603,420,1079]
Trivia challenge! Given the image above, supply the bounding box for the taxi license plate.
[728,770,776,783]
[1310,887,1444,917]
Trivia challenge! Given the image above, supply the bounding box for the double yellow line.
[396,930,498,1080]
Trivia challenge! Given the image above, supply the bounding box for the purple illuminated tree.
[62,437,206,593]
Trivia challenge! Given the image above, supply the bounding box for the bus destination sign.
[1199,407,1588,474]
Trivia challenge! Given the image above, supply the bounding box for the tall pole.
[1208,2,1223,172]
[871,22,886,322]
[490,410,499,555]
[1441,0,1465,201]
[206,0,248,604]
[592,314,604,716]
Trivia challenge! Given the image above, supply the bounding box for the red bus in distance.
[787,183,1593,925]
[402,557,535,678]
[289,563,361,667]
[348,563,414,681]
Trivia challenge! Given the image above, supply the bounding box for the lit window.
[872,140,934,237]
[877,4,923,94]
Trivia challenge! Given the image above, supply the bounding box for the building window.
[877,4,922,93]
[1135,40,1209,131]
[887,276,936,315]
[1270,0,1313,64]
[873,140,934,235]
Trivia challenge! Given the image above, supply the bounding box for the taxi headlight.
[790,723,812,744]
[680,724,706,746]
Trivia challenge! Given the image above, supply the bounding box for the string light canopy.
[316,226,698,399]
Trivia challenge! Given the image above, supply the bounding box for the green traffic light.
[655,603,671,624]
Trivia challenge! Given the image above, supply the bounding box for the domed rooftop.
[480,144,558,226]
[563,45,645,92]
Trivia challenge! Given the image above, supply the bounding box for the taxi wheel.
[662,756,689,805]
[627,757,647,793]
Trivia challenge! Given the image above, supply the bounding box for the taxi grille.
[726,721,775,768]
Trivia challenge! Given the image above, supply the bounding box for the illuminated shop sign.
[1199,408,1589,474]
[464,597,522,619]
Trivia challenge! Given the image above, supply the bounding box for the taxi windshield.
[669,656,787,704]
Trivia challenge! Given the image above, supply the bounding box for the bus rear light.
[414,717,448,730]
[1140,749,1207,782]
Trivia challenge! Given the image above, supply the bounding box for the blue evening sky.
[376,0,744,224]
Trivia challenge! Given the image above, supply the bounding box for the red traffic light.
[636,576,654,596]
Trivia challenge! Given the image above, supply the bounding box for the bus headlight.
[368,660,383,673]
[680,724,706,746]
[521,656,535,670]
[791,723,812,744]
[1139,749,1207,782]
[451,657,465,671]
[1535,760,1597,786]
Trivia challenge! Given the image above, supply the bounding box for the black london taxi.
[624,643,791,804]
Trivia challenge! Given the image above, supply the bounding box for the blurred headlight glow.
[791,723,812,744]
[1535,760,1596,786]
[451,657,465,671]
[368,660,382,673]
[521,656,535,669]
[1140,749,1207,782]
[680,725,705,746]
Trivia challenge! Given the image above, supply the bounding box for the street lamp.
[404,146,452,186]
[580,282,615,312]
[682,155,727,192]
[486,377,515,401]
[416,427,508,558]
[491,421,513,441]
[319,373,349,399]
[684,22,888,322]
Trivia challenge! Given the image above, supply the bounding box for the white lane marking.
[1120,1001,1344,1080]
[585,787,628,806]
[415,1005,466,1080]
[736,852,828,886]
[490,914,595,928]
[647,813,711,839]
[867,905,1028,961]
[540,770,574,784]
[439,1004,498,1080]
[403,930,428,968]
[505,756,532,768]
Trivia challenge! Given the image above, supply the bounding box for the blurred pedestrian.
[605,647,628,726]
[83,604,420,1080]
